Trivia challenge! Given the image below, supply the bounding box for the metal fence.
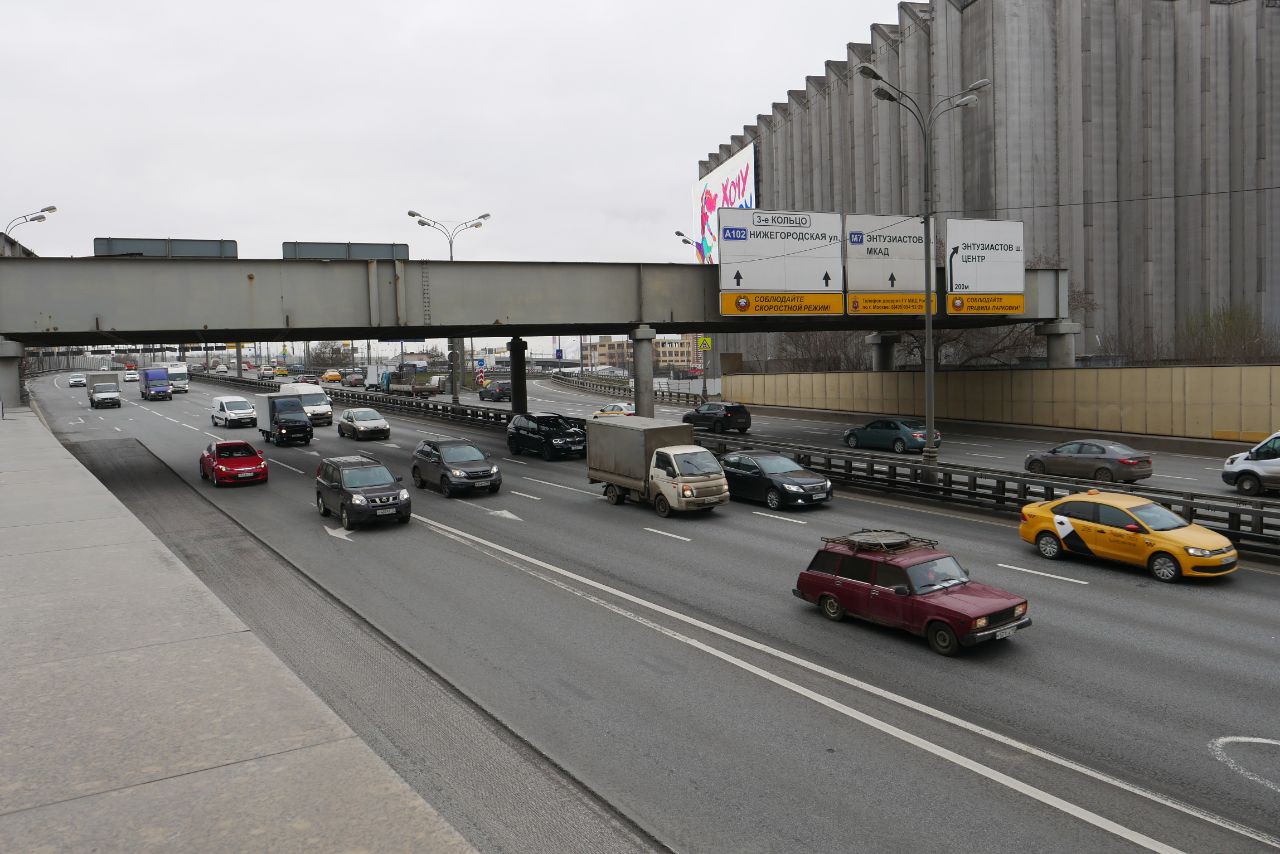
[548,375,704,406]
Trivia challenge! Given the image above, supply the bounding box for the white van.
[278,382,333,426]
[1222,430,1280,496]
[211,396,258,428]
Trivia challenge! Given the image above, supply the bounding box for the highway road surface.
[33,373,1280,853]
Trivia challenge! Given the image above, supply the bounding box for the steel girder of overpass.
[0,257,1067,346]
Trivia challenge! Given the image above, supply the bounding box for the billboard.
[691,143,756,265]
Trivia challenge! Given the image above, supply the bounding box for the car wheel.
[412,467,425,489]
[211,473,221,488]
[926,621,960,656]
[508,438,520,455]
[317,494,330,517]
[765,489,782,510]
[337,426,344,438]
[1035,531,1063,560]
[1028,459,1046,475]
[737,426,748,434]
[397,515,411,524]
[1149,552,1181,583]
[211,415,217,426]
[845,433,859,449]
[604,484,624,505]
[440,477,454,498]
[819,595,845,621]
[1237,473,1262,496]
[712,420,725,434]
[892,438,907,454]
[303,438,311,446]
[199,464,207,480]
[1093,467,1114,483]
[542,444,555,461]
[654,494,671,518]
[341,505,355,531]
[488,483,501,494]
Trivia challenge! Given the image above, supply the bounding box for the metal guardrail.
[549,374,704,406]
[193,375,1279,550]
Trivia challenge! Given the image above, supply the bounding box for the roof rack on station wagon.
[821,530,938,553]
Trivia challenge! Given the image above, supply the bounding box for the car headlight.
[682,485,694,498]
[398,489,410,501]
[1014,603,1027,618]
[215,464,229,472]
[1185,547,1212,557]
[351,495,368,505]
[973,617,989,629]
[450,468,466,478]
[279,428,287,434]
[490,465,499,474]
[823,479,831,490]
[552,438,566,444]
[784,483,803,493]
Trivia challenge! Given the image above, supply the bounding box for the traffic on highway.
[31,370,1280,852]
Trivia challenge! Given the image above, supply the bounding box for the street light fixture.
[674,231,709,401]
[5,205,57,235]
[852,64,987,477]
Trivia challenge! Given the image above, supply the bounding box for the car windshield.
[299,393,328,406]
[1130,502,1188,531]
[907,556,970,592]
[352,410,381,421]
[675,450,723,475]
[71,375,85,380]
[756,455,805,474]
[441,445,485,463]
[92,383,118,393]
[217,445,255,459]
[169,370,188,379]
[342,465,394,488]
[537,416,574,432]
[225,400,252,412]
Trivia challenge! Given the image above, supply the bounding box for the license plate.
[376,508,395,516]
[238,472,254,478]
[1220,556,1234,564]
[995,626,1018,640]
[474,481,490,488]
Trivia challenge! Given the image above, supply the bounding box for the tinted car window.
[1054,501,1097,522]
[837,557,873,582]
[537,416,573,431]
[217,445,254,459]
[1097,505,1137,528]
[806,551,841,575]
[874,563,908,588]
[1054,442,1081,455]
[725,405,748,415]
[757,456,804,474]
[441,445,485,463]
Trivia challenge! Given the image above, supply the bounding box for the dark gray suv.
[411,439,501,497]
[315,455,411,530]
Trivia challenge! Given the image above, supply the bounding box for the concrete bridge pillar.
[865,332,900,372]
[631,324,656,418]
[448,336,463,405]
[0,338,21,414]
[1036,321,1083,369]
[235,343,243,378]
[508,337,528,414]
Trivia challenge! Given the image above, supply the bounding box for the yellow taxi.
[321,369,343,383]
[1019,489,1237,582]
[274,366,289,376]
[591,402,635,418]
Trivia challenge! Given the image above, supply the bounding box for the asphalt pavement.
[33,372,1280,853]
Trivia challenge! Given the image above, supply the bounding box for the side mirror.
[395,475,404,482]
[1048,448,1058,455]
[891,585,910,596]
[257,450,264,458]
[1247,450,1257,460]
[326,397,332,404]
[1124,524,1141,533]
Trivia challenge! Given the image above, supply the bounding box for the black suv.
[315,455,411,530]
[682,402,751,434]
[721,450,831,509]
[412,439,501,496]
[507,412,586,460]
[479,381,511,402]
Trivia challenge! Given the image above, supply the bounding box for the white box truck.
[587,417,729,517]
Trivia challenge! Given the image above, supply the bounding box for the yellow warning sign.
[720,292,844,316]
[946,294,1026,314]
[697,336,713,351]
[846,293,938,314]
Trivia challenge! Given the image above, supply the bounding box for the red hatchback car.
[199,440,268,487]
[793,530,1030,656]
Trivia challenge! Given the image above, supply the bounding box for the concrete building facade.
[584,333,701,371]
[700,0,1279,359]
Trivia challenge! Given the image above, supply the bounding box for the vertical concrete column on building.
[0,338,22,415]
[448,336,464,405]
[234,343,243,378]
[865,332,900,372]
[508,337,528,414]
[631,325,656,418]
[1036,321,1083,369]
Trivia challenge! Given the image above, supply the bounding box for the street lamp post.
[4,206,57,240]
[675,231,710,401]
[852,65,989,476]
[407,210,490,403]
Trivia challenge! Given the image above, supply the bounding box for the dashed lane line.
[268,459,306,474]
[643,527,691,542]
[752,511,807,525]
[997,563,1090,585]
[510,491,542,501]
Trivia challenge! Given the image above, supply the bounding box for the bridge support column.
[234,343,243,378]
[449,336,463,405]
[1036,321,1082,369]
[865,333,900,372]
[0,338,22,414]
[632,324,656,418]
[508,337,528,414]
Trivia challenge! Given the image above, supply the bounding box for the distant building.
[583,333,700,371]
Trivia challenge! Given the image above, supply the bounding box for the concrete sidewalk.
[0,406,473,853]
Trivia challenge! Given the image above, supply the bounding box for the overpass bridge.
[0,255,1070,412]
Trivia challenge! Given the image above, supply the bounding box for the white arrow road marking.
[269,459,306,474]
[490,509,522,520]
[997,563,1089,585]
[510,491,541,500]
[325,526,354,542]
[303,450,320,456]
[644,528,691,542]
[1209,737,1280,794]
[753,511,806,524]
[70,417,84,425]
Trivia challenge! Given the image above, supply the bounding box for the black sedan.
[720,450,831,510]
[682,402,751,433]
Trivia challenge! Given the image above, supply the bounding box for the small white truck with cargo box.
[86,372,122,408]
[587,417,730,517]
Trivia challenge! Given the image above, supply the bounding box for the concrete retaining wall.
[723,366,1280,443]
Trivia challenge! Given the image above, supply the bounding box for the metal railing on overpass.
[193,375,1280,551]
[548,374,704,406]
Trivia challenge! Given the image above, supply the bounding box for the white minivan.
[278,382,333,426]
[211,396,258,428]
[1222,430,1280,496]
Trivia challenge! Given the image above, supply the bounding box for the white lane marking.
[53,376,63,389]
[945,441,994,448]
[1153,474,1198,481]
[643,527,691,542]
[502,457,528,465]
[204,432,221,439]
[416,428,455,437]
[967,453,1007,460]
[378,442,400,448]
[1205,468,1223,472]
[139,406,152,412]
[521,476,603,498]
[268,459,305,474]
[752,511,807,525]
[1209,737,1280,795]
[406,513,1276,850]
[70,417,84,425]
[510,491,542,501]
[165,417,180,423]
[407,512,1188,853]
[183,424,199,431]
[113,427,122,432]
[97,415,105,421]
[997,563,1090,585]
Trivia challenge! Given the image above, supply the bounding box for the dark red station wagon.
[793,530,1031,656]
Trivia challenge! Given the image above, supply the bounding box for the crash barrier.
[549,374,704,406]
[193,375,1278,550]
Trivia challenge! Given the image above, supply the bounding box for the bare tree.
[307,340,349,368]
[773,330,870,371]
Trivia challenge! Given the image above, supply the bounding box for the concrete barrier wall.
[723,367,1280,443]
